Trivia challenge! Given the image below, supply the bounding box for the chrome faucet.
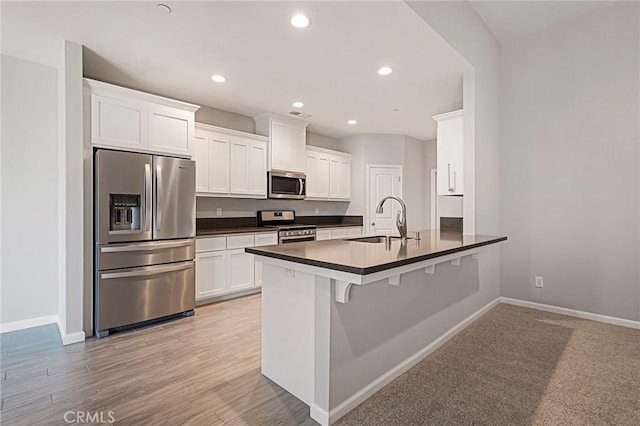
[375,196,408,242]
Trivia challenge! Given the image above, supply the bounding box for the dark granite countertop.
[246,230,507,275]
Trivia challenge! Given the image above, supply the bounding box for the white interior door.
[367,165,402,236]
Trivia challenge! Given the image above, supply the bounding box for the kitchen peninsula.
[246,230,506,425]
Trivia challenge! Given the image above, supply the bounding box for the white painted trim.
[310,404,329,426]
[63,332,86,345]
[84,78,199,112]
[195,122,268,142]
[430,168,437,229]
[0,315,59,334]
[500,298,640,330]
[306,144,351,157]
[325,297,502,425]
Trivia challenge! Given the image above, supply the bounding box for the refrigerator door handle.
[100,261,194,280]
[100,240,193,253]
[143,163,151,231]
[155,164,162,231]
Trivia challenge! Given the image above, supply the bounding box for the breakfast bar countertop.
[246,230,507,275]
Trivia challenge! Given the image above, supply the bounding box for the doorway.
[366,165,403,236]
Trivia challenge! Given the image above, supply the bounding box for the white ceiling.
[1,1,469,140]
[470,1,612,46]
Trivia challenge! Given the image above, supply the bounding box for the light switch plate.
[534,276,544,288]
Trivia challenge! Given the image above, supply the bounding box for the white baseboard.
[500,297,640,330]
[56,320,86,345]
[323,297,502,425]
[0,315,59,334]
[310,404,329,426]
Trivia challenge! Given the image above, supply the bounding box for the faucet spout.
[375,196,408,242]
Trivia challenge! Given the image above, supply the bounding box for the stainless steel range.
[257,210,316,244]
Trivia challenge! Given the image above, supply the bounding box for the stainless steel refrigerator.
[94,149,196,337]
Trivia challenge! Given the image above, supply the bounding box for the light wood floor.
[0,294,317,425]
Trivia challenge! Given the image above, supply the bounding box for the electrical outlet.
[534,276,544,288]
[283,268,296,278]
[216,208,222,216]
[315,208,319,215]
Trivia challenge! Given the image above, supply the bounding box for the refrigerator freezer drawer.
[97,239,194,271]
[96,260,195,331]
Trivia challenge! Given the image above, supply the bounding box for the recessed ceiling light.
[291,14,310,28]
[392,108,400,113]
[156,4,172,14]
[211,74,226,83]
[292,101,304,108]
[347,120,357,125]
[378,66,393,76]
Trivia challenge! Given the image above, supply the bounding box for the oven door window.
[271,176,302,195]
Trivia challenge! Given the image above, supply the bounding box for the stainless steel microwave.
[268,170,306,199]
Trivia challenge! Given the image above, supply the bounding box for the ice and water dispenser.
[109,194,141,232]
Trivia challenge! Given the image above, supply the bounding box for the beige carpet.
[337,304,640,425]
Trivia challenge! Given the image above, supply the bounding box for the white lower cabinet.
[316,230,332,241]
[195,250,227,300]
[254,233,278,287]
[227,249,254,291]
[195,232,277,302]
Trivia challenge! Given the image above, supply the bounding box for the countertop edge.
[245,236,507,275]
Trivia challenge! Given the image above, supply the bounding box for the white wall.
[500,2,640,321]
[423,139,437,228]
[403,135,426,230]
[1,55,59,326]
[340,134,407,218]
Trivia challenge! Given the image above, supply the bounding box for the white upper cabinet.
[148,104,194,156]
[433,110,463,196]
[194,132,208,193]
[331,154,351,200]
[85,79,199,158]
[208,133,231,194]
[194,123,267,198]
[306,146,351,201]
[306,148,331,199]
[90,94,147,150]
[254,113,309,173]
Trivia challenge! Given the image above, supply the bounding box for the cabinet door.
[254,233,278,287]
[336,156,351,200]
[194,132,208,193]
[148,105,193,157]
[436,116,463,195]
[196,251,227,300]
[307,150,330,199]
[227,249,254,291]
[91,94,147,150]
[249,140,267,197]
[270,120,289,171]
[286,126,306,173]
[208,133,230,194]
[270,120,306,173]
[329,156,340,199]
[230,138,250,194]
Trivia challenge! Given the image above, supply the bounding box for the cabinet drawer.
[345,227,362,238]
[254,233,278,247]
[316,230,332,241]
[227,234,255,250]
[330,229,348,239]
[196,236,226,253]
